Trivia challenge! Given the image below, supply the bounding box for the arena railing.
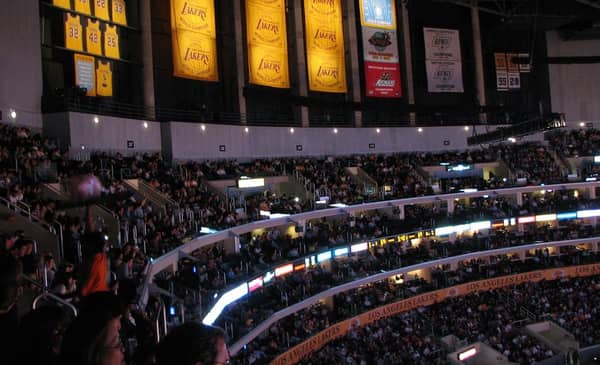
[139,181,600,317]
[231,238,600,357]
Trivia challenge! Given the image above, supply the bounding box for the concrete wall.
[546,31,600,123]
[0,0,43,127]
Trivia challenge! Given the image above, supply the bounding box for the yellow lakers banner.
[246,0,289,88]
[53,0,71,10]
[304,0,346,93]
[170,0,218,81]
[94,0,110,21]
[74,0,91,15]
[271,263,600,365]
[65,13,83,52]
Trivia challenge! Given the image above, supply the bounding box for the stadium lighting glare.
[200,124,206,131]
[289,127,294,134]
[417,128,423,133]
[376,128,381,134]
[9,109,17,120]
[244,127,249,133]
[143,122,149,129]
[93,116,99,124]
[333,128,338,134]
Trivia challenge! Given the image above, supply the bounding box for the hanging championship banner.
[65,13,83,52]
[170,0,219,81]
[423,27,463,93]
[74,0,91,15]
[93,0,110,21]
[112,0,127,26]
[53,0,71,10]
[85,18,102,56]
[246,0,290,88]
[508,71,521,90]
[74,53,96,96]
[494,53,508,91]
[96,60,113,96]
[360,0,401,98]
[518,53,531,73]
[304,0,346,93]
[359,0,396,29]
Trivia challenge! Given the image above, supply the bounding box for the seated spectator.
[60,292,125,365]
[156,322,229,365]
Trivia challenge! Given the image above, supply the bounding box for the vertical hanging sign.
[423,27,464,93]
[359,0,402,98]
[304,0,347,93]
[170,0,219,81]
[246,0,290,88]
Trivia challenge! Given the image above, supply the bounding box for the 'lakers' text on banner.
[170,0,219,81]
[304,0,346,93]
[246,0,289,88]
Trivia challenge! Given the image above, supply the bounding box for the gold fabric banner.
[65,13,83,52]
[246,0,289,88]
[96,60,113,96]
[271,263,600,365]
[112,0,127,26]
[74,0,91,15]
[53,0,71,10]
[104,24,120,59]
[93,0,110,21]
[85,18,102,56]
[170,0,218,81]
[304,0,346,93]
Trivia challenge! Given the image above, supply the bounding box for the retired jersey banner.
[85,18,102,56]
[53,0,71,10]
[359,0,401,98]
[304,0,346,93]
[365,62,401,97]
[65,13,83,52]
[494,53,508,91]
[112,0,127,26]
[423,27,463,93]
[74,53,96,96]
[93,0,110,21]
[74,0,91,15]
[246,0,289,88]
[170,0,218,81]
[359,0,396,29]
[96,60,113,96]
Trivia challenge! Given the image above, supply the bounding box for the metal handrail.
[32,292,78,317]
[154,297,168,343]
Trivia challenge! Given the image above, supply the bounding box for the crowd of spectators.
[234,249,600,365]
[1,122,599,365]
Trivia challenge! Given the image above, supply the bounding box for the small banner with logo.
[423,27,463,93]
[359,0,401,98]
[170,0,219,81]
[246,0,289,88]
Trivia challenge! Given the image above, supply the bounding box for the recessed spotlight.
[507,137,516,143]
[9,109,17,120]
[333,128,338,134]
[290,128,295,134]
[464,126,469,131]
[579,122,585,127]
[376,128,381,134]
[93,117,99,124]
[244,127,249,133]
[200,124,206,131]
[143,122,149,129]
[417,128,423,133]
[80,144,86,150]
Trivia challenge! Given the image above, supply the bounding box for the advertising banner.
[74,53,96,96]
[364,61,401,97]
[359,0,395,29]
[304,0,346,93]
[170,0,218,81]
[361,27,399,63]
[423,27,463,93]
[246,0,289,88]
